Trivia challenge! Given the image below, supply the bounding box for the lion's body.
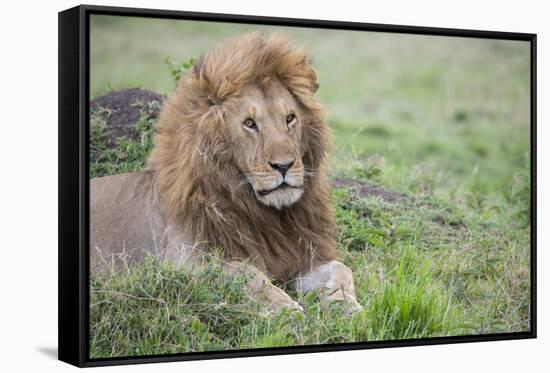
[90,171,166,273]
[90,32,361,313]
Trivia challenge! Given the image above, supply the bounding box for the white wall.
[0,0,546,371]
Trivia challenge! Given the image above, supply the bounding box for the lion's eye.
[286,114,296,127]
[243,118,258,132]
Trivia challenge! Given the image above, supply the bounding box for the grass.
[89,16,531,358]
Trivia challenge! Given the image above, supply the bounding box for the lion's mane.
[147,32,338,282]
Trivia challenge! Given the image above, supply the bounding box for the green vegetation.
[164,56,197,85]
[89,16,531,358]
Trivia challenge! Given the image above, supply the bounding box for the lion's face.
[226,78,305,209]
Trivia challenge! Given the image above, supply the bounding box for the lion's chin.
[256,187,303,209]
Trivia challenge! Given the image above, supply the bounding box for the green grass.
[89,16,531,358]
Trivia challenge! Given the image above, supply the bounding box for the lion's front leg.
[295,261,363,315]
[223,261,303,314]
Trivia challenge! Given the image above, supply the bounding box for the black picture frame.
[58,4,537,368]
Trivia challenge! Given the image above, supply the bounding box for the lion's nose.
[269,159,295,176]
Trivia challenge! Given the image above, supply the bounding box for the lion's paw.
[267,287,304,315]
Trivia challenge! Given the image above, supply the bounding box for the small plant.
[164,56,197,83]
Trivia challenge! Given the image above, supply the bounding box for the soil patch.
[332,177,409,203]
[90,88,165,146]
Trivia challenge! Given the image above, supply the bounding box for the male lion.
[91,32,362,314]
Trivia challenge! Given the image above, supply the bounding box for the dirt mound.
[332,177,409,203]
[90,88,165,146]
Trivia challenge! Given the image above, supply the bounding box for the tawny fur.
[147,32,338,282]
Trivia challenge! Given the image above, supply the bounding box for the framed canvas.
[58,4,537,367]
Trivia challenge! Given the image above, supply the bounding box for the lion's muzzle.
[247,160,304,209]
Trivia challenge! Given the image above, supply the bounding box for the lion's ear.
[309,67,320,94]
[302,57,320,94]
[303,118,330,171]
